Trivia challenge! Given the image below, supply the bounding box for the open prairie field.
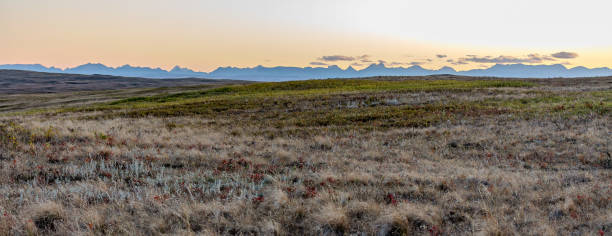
[0,76,611,235]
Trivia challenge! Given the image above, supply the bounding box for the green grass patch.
[19,78,612,132]
[74,80,609,131]
[478,90,611,116]
[105,79,534,106]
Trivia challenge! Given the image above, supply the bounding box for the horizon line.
[3,62,611,74]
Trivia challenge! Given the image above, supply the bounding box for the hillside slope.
[0,69,247,94]
[0,76,610,235]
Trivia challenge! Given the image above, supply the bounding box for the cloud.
[357,55,373,63]
[318,55,355,62]
[447,59,468,65]
[317,54,372,62]
[457,54,556,64]
[436,54,447,58]
[350,62,365,67]
[448,52,576,66]
[309,62,328,66]
[528,54,556,61]
[386,61,425,67]
[388,62,409,66]
[551,52,579,59]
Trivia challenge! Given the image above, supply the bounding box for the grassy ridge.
[64,79,535,124]
[106,79,534,105]
[56,78,611,133]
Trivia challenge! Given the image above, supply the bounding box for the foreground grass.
[0,77,610,235]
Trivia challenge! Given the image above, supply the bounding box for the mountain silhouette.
[0,64,63,73]
[1,63,611,81]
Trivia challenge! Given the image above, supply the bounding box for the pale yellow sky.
[2,0,611,72]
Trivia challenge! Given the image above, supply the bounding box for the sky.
[2,0,612,72]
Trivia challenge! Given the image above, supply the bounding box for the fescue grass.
[59,79,537,121]
[0,76,610,235]
[104,79,534,106]
[62,79,609,135]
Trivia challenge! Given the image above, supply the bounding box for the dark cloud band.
[309,62,328,66]
[551,52,579,59]
[318,54,370,62]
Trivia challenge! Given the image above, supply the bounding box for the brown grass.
[0,76,610,235]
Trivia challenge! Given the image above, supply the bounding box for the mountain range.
[2,63,612,81]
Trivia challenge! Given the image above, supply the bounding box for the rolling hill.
[0,70,248,94]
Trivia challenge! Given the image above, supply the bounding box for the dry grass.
[0,77,610,235]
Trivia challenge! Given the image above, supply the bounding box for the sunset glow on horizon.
[2,0,612,72]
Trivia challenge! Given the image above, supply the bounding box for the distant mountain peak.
[437,66,456,73]
[78,62,108,67]
[1,62,611,81]
[170,65,195,73]
[365,63,387,69]
[551,64,567,69]
[69,63,112,73]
